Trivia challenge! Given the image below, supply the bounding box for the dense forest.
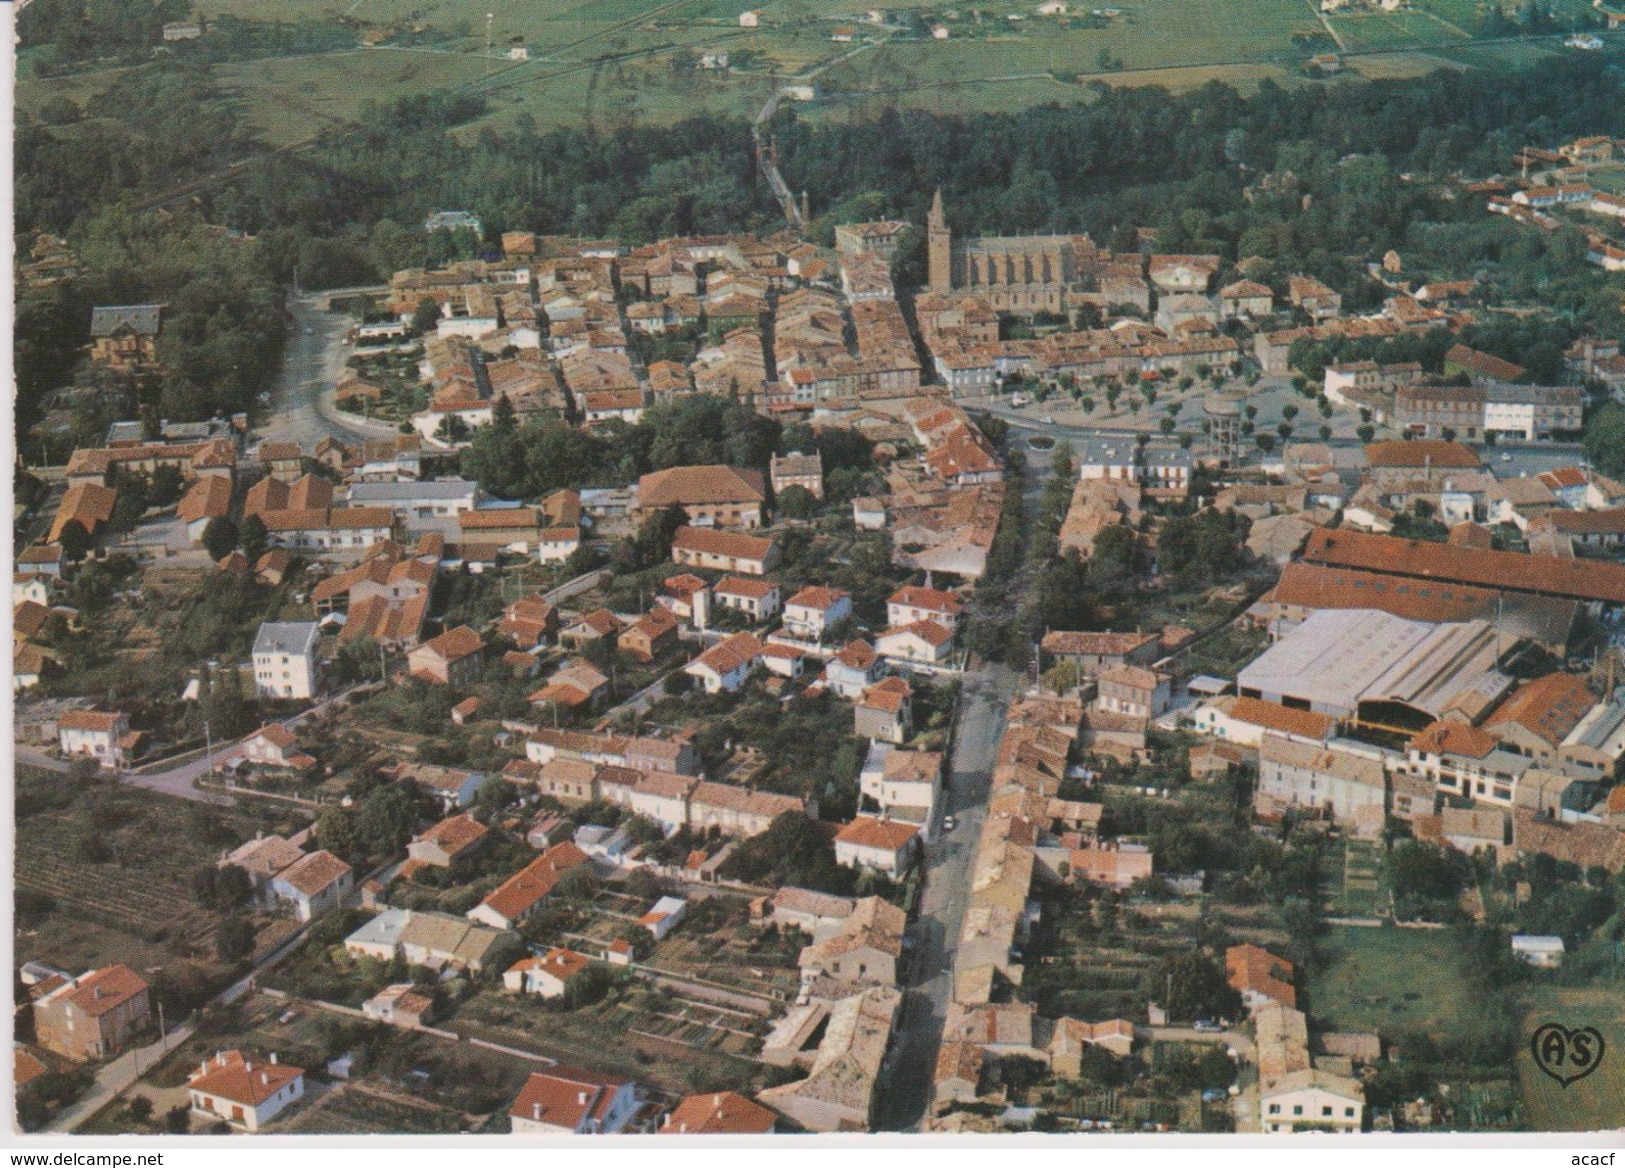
[14,45,1625,453]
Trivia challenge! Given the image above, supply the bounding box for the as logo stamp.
[1531,1022,1606,1087]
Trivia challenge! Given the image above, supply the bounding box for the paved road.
[878,658,1020,1131]
[45,1023,199,1132]
[16,746,68,773]
[257,293,398,450]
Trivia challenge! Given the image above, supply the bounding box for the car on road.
[1193,1019,1225,1033]
[942,815,957,832]
[1010,394,1030,408]
[1501,453,1513,462]
[1041,414,1055,425]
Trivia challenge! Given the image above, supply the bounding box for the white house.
[683,632,762,694]
[834,816,919,877]
[887,585,963,633]
[876,620,955,666]
[639,895,688,941]
[1260,1070,1364,1134]
[504,948,594,997]
[188,1051,305,1132]
[859,742,941,826]
[509,1068,641,1134]
[268,850,354,922]
[782,586,853,641]
[57,709,130,770]
[253,621,321,701]
[715,576,781,623]
[537,526,581,564]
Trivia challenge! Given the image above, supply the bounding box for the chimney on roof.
[262,1072,270,1086]
[533,1103,541,1120]
[270,1053,277,1064]
[578,1091,589,1106]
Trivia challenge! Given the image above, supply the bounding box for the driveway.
[877,658,1020,1131]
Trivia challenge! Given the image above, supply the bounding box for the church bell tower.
[927,189,952,294]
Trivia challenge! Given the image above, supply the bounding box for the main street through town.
[878,440,1053,1130]
[257,290,399,451]
[878,657,1019,1130]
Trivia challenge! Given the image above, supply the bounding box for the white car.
[1041,414,1055,425]
[942,815,957,833]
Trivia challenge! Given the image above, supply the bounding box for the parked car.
[942,815,957,833]
[1193,1019,1224,1033]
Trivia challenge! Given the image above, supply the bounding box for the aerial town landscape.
[11,0,1625,1143]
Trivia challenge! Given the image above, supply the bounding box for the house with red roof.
[268,849,354,922]
[876,618,955,667]
[57,709,130,770]
[783,586,853,641]
[824,639,882,699]
[406,625,484,687]
[856,677,914,744]
[467,842,591,930]
[407,813,490,870]
[240,724,317,771]
[660,1091,778,1134]
[715,575,782,623]
[188,1050,305,1131]
[684,632,762,694]
[834,816,920,877]
[509,1066,641,1134]
[32,965,152,1061]
[887,585,964,633]
[1226,943,1297,1014]
[503,947,595,998]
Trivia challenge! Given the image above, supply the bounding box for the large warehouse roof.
[1238,608,1514,720]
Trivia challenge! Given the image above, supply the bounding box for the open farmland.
[14,767,295,972]
[20,0,1619,146]
[1517,987,1625,1131]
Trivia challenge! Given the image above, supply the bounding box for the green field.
[1517,986,1625,1132]
[1312,925,1472,1035]
[18,0,1622,143]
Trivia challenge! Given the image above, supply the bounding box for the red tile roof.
[1410,719,1498,759]
[55,964,148,1019]
[415,812,489,857]
[1364,440,1481,469]
[660,1091,777,1134]
[835,815,919,852]
[889,584,965,615]
[1301,527,1625,605]
[509,1066,630,1130]
[639,464,765,507]
[477,842,590,923]
[420,625,484,662]
[188,1050,303,1107]
[274,849,352,897]
[1485,672,1595,748]
[671,526,774,563]
[59,709,124,733]
[1229,696,1335,741]
[1226,943,1296,1008]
